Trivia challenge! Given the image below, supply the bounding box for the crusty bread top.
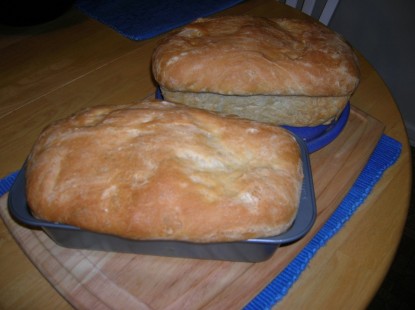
[26,100,303,243]
[152,16,360,97]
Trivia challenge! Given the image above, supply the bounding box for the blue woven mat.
[0,170,18,197]
[245,134,402,309]
[0,135,402,308]
[75,0,244,40]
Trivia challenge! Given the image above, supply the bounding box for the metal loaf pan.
[8,136,316,262]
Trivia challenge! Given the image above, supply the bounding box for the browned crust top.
[26,100,303,242]
[152,16,360,96]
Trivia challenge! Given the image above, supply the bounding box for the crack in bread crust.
[162,88,348,126]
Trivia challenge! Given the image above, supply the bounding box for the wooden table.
[0,0,411,309]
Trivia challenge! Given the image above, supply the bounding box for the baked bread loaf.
[152,16,360,127]
[26,100,303,243]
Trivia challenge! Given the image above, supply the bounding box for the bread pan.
[8,136,316,262]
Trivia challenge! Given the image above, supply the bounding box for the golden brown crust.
[26,100,303,243]
[152,16,360,97]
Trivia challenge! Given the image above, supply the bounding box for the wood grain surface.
[0,1,411,309]
[0,106,384,309]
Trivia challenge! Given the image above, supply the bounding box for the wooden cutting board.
[0,105,384,310]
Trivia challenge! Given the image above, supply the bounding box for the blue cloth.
[0,170,18,197]
[0,135,402,309]
[244,134,402,309]
[75,0,244,40]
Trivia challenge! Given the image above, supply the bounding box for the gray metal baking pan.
[8,135,316,262]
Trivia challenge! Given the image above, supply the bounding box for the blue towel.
[0,170,19,197]
[244,134,402,309]
[75,0,244,40]
[0,135,402,308]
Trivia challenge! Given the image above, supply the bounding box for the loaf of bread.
[26,100,303,243]
[152,16,360,127]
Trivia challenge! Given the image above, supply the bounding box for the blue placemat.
[0,135,402,309]
[75,0,244,40]
[245,134,402,309]
[0,170,19,197]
